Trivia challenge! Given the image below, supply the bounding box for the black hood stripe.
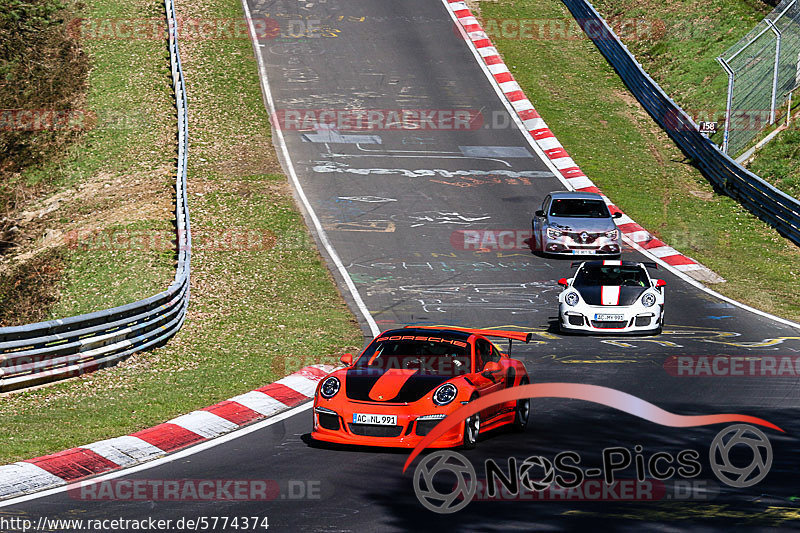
[345,368,450,403]
[577,285,646,306]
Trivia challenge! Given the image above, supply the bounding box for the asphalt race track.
[5,0,800,530]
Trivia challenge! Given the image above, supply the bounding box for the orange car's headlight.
[432,383,458,406]
[319,377,340,399]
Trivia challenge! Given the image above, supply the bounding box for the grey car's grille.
[565,231,604,243]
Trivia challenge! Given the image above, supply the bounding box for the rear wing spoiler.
[569,261,659,269]
[404,326,532,352]
[462,328,532,343]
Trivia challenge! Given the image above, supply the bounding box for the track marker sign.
[698,121,718,138]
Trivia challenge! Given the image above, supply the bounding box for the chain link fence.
[718,0,800,156]
[560,0,800,246]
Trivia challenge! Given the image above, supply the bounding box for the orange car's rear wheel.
[462,394,480,449]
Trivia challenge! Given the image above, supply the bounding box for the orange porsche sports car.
[311,326,532,449]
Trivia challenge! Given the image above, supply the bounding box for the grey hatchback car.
[532,191,622,257]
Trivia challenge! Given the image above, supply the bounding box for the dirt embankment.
[0,0,90,324]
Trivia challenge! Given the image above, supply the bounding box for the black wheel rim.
[517,398,530,424]
[466,413,480,443]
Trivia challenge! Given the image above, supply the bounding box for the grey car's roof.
[548,191,604,200]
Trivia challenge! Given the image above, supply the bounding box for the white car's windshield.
[574,264,648,287]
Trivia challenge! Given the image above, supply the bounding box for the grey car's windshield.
[549,198,610,218]
[574,265,648,287]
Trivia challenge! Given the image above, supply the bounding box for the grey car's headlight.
[605,229,618,240]
[433,383,458,406]
[641,292,656,307]
[546,227,563,239]
[565,292,580,307]
[319,377,340,399]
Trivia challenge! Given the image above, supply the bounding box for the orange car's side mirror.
[483,361,502,373]
[340,353,354,366]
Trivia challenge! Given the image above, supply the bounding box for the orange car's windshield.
[356,339,471,376]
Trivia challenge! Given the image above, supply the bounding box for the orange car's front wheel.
[462,394,480,449]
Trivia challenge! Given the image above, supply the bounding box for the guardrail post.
[717,57,735,154]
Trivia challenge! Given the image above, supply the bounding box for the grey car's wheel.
[512,378,530,432]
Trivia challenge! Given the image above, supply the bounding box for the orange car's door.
[473,338,505,420]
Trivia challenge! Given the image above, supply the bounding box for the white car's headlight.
[547,227,563,239]
[605,229,618,240]
[319,377,340,399]
[565,292,580,307]
[433,383,458,406]
[641,292,656,307]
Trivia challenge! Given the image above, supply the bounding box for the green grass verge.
[591,0,769,114]
[0,0,362,462]
[8,0,179,320]
[587,0,799,200]
[747,128,800,199]
[481,0,800,320]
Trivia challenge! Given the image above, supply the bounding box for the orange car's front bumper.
[310,404,465,448]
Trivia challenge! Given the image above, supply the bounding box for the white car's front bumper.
[559,303,663,334]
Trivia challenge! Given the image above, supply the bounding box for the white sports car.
[557,260,665,334]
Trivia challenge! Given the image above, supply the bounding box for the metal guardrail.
[0,0,191,392]
[561,0,800,247]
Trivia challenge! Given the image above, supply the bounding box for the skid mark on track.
[326,221,395,232]
[390,211,491,227]
[310,161,552,179]
[397,282,558,314]
[703,336,800,350]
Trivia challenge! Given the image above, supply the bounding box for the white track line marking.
[240,0,379,337]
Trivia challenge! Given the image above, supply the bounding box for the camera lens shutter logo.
[709,424,773,488]
[519,455,555,492]
[413,451,476,514]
